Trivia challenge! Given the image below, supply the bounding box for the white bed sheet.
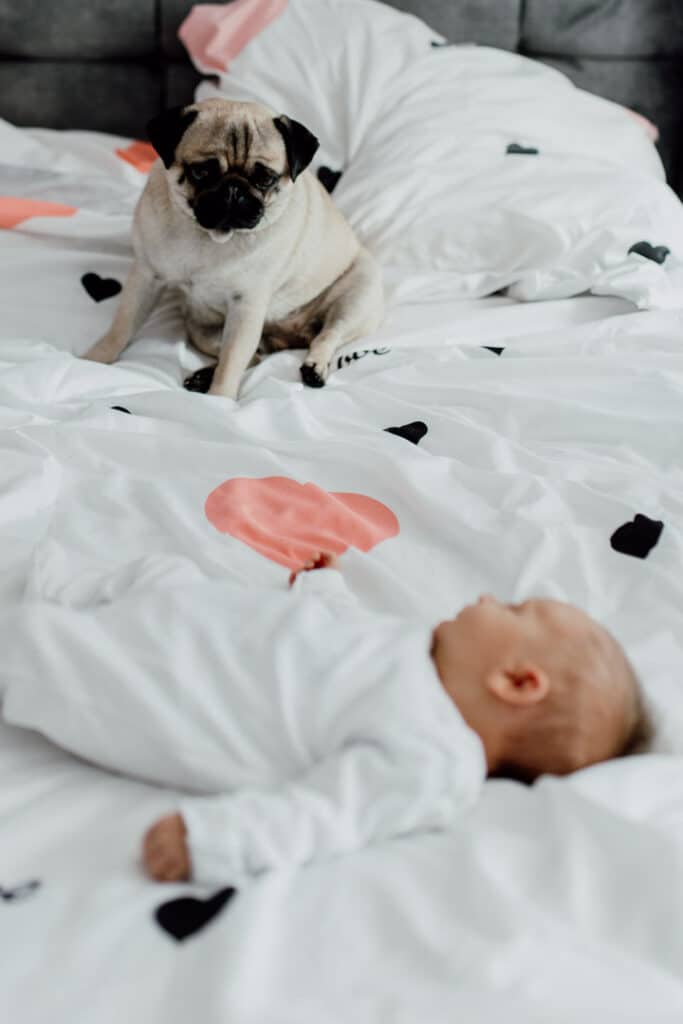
[2,123,683,1021]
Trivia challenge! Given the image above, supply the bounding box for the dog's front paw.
[183,365,215,393]
[300,361,328,388]
[207,378,239,401]
[82,341,120,364]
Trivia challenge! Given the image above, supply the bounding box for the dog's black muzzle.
[194,177,263,231]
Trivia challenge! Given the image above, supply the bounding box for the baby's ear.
[487,665,549,706]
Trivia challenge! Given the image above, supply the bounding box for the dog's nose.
[221,177,249,204]
[224,182,243,203]
[219,181,262,230]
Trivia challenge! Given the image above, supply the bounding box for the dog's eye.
[187,161,218,185]
[252,164,279,190]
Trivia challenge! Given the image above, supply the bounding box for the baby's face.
[432,595,634,778]
[432,594,604,704]
[438,594,595,660]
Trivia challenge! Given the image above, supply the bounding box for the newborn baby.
[142,553,650,884]
[0,550,650,888]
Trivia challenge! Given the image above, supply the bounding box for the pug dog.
[84,98,384,399]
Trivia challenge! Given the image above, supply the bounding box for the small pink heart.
[115,141,158,174]
[0,197,76,229]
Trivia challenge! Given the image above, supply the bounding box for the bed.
[1,1,683,1021]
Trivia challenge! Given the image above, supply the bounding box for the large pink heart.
[205,476,399,569]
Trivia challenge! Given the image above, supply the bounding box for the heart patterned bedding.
[2,3,683,1019]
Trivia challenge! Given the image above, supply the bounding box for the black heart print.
[506,143,539,156]
[81,273,122,302]
[610,514,664,559]
[384,421,428,445]
[155,887,236,941]
[317,167,343,194]
[628,242,670,265]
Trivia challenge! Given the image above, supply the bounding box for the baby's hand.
[143,813,191,882]
[289,551,339,586]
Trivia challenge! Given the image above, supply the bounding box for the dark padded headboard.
[1,0,682,193]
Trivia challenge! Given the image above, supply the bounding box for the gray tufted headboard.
[1,0,682,193]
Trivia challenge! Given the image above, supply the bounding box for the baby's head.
[432,595,652,781]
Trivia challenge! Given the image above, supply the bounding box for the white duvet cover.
[2,118,683,1022]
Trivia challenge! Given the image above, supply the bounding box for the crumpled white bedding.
[1,120,683,1022]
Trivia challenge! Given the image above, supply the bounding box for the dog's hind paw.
[183,365,215,393]
[300,362,327,388]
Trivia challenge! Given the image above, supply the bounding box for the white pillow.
[181,0,683,309]
[181,0,438,171]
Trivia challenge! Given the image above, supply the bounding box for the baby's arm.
[142,742,455,886]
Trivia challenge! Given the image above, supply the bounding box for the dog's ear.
[273,116,319,181]
[146,106,198,169]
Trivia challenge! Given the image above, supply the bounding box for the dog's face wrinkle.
[226,123,252,166]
